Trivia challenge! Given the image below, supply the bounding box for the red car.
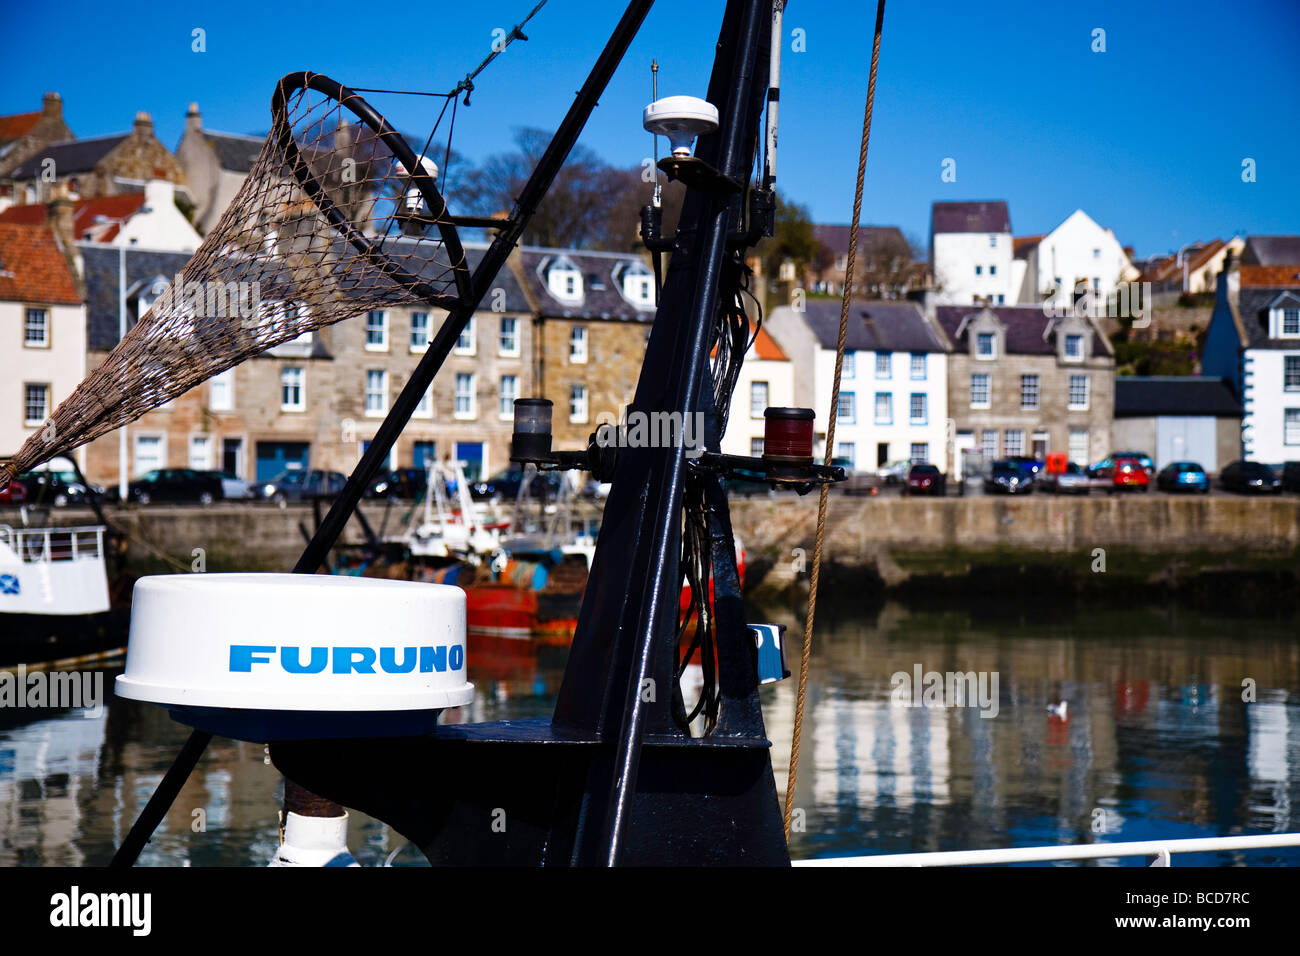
[0,479,27,505]
[903,463,946,496]
[1110,456,1150,492]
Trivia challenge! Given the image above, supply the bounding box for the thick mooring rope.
[783,0,886,843]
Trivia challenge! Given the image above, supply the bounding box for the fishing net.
[2,72,472,481]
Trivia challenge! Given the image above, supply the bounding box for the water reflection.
[2,602,1297,865]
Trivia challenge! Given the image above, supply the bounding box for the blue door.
[412,441,436,468]
[455,442,484,481]
[255,442,310,482]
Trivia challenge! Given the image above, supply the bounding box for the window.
[874,392,892,425]
[976,332,995,358]
[280,367,304,411]
[843,350,856,378]
[1004,429,1024,456]
[499,316,519,356]
[837,442,855,468]
[209,368,234,411]
[455,315,476,354]
[837,391,856,423]
[970,373,990,408]
[1286,356,1300,391]
[1068,374,1089,409]
[1286,409,1300,446]
[134,435,163,477]
[975,265,983,276]
[910,353,926,379]
[23,383,49,426]
[980,430,998,459]
[1092,248,1100,259]
[365,369,387,416]
[909,393,927,424]
[365,310,388,350]
[989,235,997,248]
[1064,333,1083,360]
[996,294,1005,304]
[454,373,476,419]
[570,385,588,423]
[910,443,928,463]
[751,438,764,457]
[410,311,430,351]
[751,381,769,418]
[989,265,997,276]
[499,374,518,419]
[24,308,49,347]
[569,326,588,363]
[414,386,433,419]
[1069,428,1089,464]
[876,352,892,378]
[189,435,212,470]
[1020,374,1039,410]
[1284,309,1300,337]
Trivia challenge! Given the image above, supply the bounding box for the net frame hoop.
[271,70,473,310]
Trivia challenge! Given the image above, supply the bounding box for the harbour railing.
[0,524,106,564]
[794,832,1300,866]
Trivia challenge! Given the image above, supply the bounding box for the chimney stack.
[42,92,63,121]
[186,102,202,134]
[46,183,76,248]
[133,110,154,137]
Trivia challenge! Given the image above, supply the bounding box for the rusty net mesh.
[3,74,470,482]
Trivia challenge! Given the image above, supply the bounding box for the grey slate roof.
[800,299,946,353]
[1241,235,1300,267]
[205,132,263,172]
[1236,286,1300,349]
[1114,376,1241,417]
[930,201,1010,235]
[813,224,907,255]
[6,135,127,179]
[517,247,657,321]
[935,305,1108,356]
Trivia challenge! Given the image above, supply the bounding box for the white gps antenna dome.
[643,96,719,158]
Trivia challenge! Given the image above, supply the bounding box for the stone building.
[2,111,185,207]
[174,103,263,234]
[516,246,658,451]
[930,299,1114,473]
[0,93,75,183]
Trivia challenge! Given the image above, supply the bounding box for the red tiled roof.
[1013,234,1044,258]
[752,325,786,360]
[0,111,41,142]
[0,193,146,241]
[1241,265,1300,288]
[0,223,82,304]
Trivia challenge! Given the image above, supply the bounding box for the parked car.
[1109,456,1150,492]
[469,467,563,502]
[984,459,1032,494]
[1281,461,1300,493]
[1156,461,1209,494]
[112,468,225,505]
[197,470,255,500]
[1042,461,1090,495]
[259,469,347,503]
[15,468,99,507]
[0,479,27,505]
[1005,456,1045,484]
[366,468,429,500]
[876,460,911,486]
[1089,452,1154,480]
[834,458,880,496]
[903,463,945,496]
[1219,460,1281,495]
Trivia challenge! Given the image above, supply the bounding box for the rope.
[451,0,548,104]
[782,0,886,843]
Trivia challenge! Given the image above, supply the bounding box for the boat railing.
[793,832,1300,867]
[0,524,106,564]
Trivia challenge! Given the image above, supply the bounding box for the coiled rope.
[783,0,887,842]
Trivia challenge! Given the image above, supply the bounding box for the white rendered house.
[930,201,1014,306]
[1013,209,1137,307]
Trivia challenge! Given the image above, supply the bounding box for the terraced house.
[929,296,1114,477]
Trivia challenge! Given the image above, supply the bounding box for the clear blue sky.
[3,0,1297,259]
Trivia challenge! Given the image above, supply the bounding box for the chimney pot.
[134,111,153,135]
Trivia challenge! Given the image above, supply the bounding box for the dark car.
[1005,456,1045,484]
[112,468,224,505]
[984,459,1032,494]
[366,468,430,500]
[1220,460,1281,495]
[1281,461,1300,493]
[259,469,347,503]
[470,467,563,502]
[1156,461,1209,494]
[903,463,945,496]
[16,468,99,507]
[0,479,27,505]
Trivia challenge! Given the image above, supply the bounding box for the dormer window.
[613,259,655,308]
[1064,334,1083,360]
[1265,294,1300,339]
[545,256,584,303]
[976,332,995,358]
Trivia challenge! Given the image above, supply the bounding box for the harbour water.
[2,600,1297,866]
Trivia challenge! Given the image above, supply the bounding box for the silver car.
[1043,462,1090,494]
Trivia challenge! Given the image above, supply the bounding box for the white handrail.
[794,832,1300,866]
[0,524,107,563]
